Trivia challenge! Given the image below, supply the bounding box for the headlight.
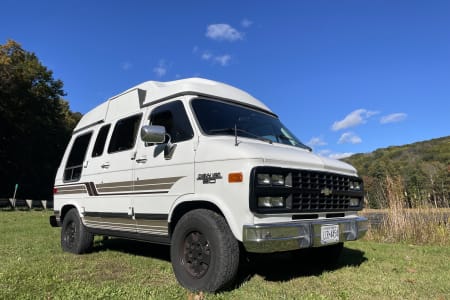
[258,196,285,208]
[252,168,292,212]
[257,174,271,185]
[349,198,360,207]
[349,181,362,190]
[257,173,285,186]
[271,174,285,186]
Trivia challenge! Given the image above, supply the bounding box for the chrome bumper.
[243,216,368,253]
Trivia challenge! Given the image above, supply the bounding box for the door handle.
[136,157,147,163]
[101,162,110,169]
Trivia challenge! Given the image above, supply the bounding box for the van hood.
[196,137,358,176]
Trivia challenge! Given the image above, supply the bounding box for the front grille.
[293,192,350,210]
[250,167,364,214]
[294,171,351,191]
[291,171,357,211]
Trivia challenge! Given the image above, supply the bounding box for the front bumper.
[243,216,368,253]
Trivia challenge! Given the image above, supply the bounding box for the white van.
[50,78,368,292]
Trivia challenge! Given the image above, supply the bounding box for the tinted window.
[192,99,309,149]
[108,114,142,153]
[149,101,194,143]
[92,124,110,157]
[64,132,92,181]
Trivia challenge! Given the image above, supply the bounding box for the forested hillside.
[343,136,450,209]
[0,40,80,199]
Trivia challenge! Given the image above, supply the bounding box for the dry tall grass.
[362,175,450,246]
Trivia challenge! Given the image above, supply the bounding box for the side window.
[149,101,194,143]
[92,124,111,157]
[64,132,93,181]
[108,114,142,153]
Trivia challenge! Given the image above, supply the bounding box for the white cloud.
[338,132,362,144]
[121,62,132,71]
[153,60,167,78]
[198,50,231,66]
[214,54,231,66]
[201,51,212,61]
[380,113,407,124]
[206,24,244,41]
[307,136,327,147]
[241,18,253,28]
[332,109,379,131]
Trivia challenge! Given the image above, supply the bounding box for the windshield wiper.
[277,134,312,151]
[209,127,273,145]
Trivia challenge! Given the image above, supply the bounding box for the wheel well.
[60,205,77,223]
[169,201,224,237]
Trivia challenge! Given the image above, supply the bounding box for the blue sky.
[2,0,449,158]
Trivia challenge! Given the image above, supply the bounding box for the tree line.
[0,40,81,199]
[344,136,450,209]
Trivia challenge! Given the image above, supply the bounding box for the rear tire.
[61,208,93,254]
[170,209,239,292]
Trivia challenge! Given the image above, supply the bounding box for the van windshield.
[191,98,310,150]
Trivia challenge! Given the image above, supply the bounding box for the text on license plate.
[321,224,339,245]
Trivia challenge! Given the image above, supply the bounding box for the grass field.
[1,211,449,299]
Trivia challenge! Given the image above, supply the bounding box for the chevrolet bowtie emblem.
[320,187,333,196]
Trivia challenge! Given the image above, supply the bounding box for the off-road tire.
[170,209,240,292]
[61,208,93,254]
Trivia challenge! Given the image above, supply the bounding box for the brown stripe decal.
[87,182,99,196]
[57,185,87,195]
[96,181,134,189]
[97,185,133,193]
[134,177,183,185]
[55,176,184,196]
[133,183,173,191]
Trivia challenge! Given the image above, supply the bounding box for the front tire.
[61,208,93,254]
[170,209,239,292]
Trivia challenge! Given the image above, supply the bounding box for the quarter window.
[64,132,92,181]
[108,114,142,153]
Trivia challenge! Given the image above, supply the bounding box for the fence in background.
[0,198,53,210]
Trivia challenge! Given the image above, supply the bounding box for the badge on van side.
[197,173,222,184]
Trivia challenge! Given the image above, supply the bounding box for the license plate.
[321,224,339,245]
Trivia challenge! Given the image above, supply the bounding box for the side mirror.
[140,125,166,144]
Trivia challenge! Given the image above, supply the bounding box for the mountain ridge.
[342,135,449,208]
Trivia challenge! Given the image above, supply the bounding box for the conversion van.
[50,78,368,292]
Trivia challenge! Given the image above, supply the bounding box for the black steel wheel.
[171,209,239,292]
[61,208,93,254]
[183,231,211,278]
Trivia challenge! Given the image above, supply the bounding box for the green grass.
[1,211,449,299]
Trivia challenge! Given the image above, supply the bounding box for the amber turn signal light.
[228,172,243,183]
